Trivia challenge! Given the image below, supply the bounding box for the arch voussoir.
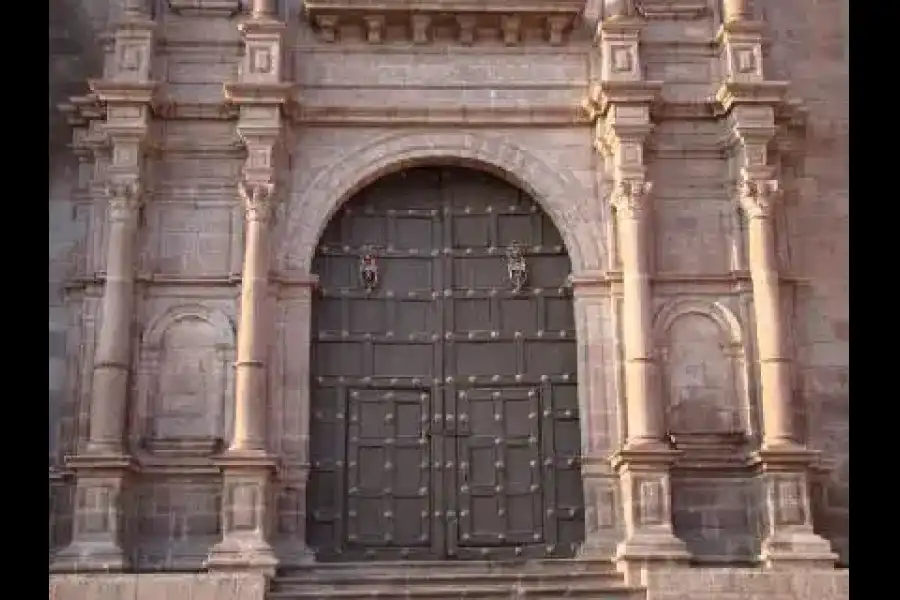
[277,131,604,274]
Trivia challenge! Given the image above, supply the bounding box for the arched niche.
[653,298,753,448]
[133,305,236,457]
[276,131,605,276]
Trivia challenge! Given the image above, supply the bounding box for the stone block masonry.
[48,0,848,596]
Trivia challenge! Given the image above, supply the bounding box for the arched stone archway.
[303,165,586,562]
[276,131,605,275]
[272,138,622,565]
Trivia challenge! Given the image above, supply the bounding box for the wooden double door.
[307,166,584,561]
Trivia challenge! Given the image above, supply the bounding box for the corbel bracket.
[583,80,663,122]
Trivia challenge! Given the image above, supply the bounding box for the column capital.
[106,180,143,220]
[240,180,276,223]
[738,173,780,220]
[611,179,653,219]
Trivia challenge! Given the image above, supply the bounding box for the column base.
[614,533,691,587]
[577,459,619,560]
[752,445,838,570]
[761,529,838,569]
[50,538,129,573]
[610,443,691,586]
[275,543,317,567]
[207,449,279,576]
[50,453,134,573]
[207,534,279,575]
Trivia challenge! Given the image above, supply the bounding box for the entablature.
[302,0,585,45]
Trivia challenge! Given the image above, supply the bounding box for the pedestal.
[206,452,279,575]
[611,445,691,585]
[577,457,621,559]
[273,464,317,566]
[754,446,838,569]
[50,454,134,573]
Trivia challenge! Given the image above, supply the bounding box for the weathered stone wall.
[758,0,850,565]
[49,0,113,555]
[644,568,849,600]
[49,567,848,600]
[50,573,267,600]
[48,0,849,575]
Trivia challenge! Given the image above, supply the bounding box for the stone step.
[277,558,619,580]
[268,583,643,599]
[273,570,624,589]
[268,559,644,600]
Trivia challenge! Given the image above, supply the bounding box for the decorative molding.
[303,0,584,46]
[715,81,789,113]
[610,179,653,219]
[240,180,277,222]
[167,0,241,17]
[583,80,663,122]
[294,104,590,126]
[634,0,708,20]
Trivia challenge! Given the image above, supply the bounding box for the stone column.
[717,7,837,569]
[84,181,142,455]
[51,4,158,573]
[206,182,280,575]
[232,181,275,454]
[582,15,688,582]
[207,2,303,573]
[739,175,793,448]
[608,180,690,580]
[613,180,662,449]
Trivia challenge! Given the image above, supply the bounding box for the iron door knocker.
[359,250,379,292]
[506,242,528,293]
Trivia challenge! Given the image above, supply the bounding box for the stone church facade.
[48,0,848,598]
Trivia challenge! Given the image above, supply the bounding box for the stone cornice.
[750,445,823,473]
[166,0,241,17]
[583,80,663,121]
[58,95,106,126]
[64,271,810,301]
[88,79,164,107]
[714,18,769,43]
[303,0,585,14]
[303,0,584,46]
[297,104,590,126]
[224,81,295,105]
[715,80,789,113]
[64,453,137,473]
[634,0,709,20]
[92,97,730,125]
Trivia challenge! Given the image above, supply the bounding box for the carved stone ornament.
[106,180,143,220]
[506,242,529,293]
[303,0,582,46]
[359,248,380,292]
[611,179,653,218]
[739,176,780,219]
[239,180,275,222]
